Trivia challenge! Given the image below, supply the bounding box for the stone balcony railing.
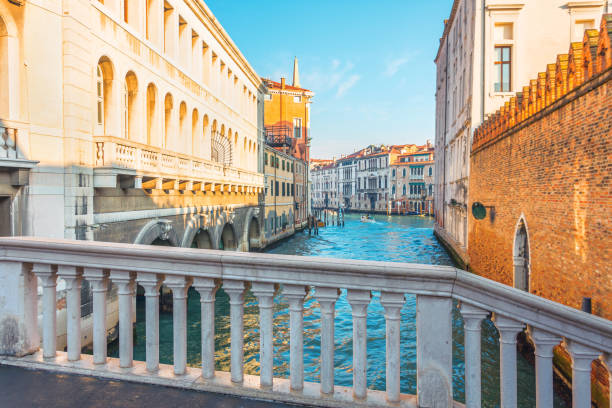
[93,136,263,193]
[0,237,611,408]
[0,119,38,183]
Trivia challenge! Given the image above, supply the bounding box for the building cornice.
[485,2,525,11]
[565,1,604,8]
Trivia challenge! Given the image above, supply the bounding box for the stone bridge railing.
[0,237,611,408]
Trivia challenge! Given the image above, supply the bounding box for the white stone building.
[311,162,338,209]
[434,0,610,266]
[354,148,391,213]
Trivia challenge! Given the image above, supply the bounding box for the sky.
[205,0,454,159]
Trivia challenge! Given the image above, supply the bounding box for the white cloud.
[336,74,361,98]
[383,56,410,77]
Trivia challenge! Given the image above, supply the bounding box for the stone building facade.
[434,0,609,268]
[390,145,434,215]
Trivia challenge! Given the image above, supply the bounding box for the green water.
[108,214,568,407]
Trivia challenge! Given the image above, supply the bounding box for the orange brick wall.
[469,74,611,319]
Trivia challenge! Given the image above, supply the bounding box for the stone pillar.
[380,292,405,403]
[315,287,340,395]
[223,280,249,383]
[528,327,561,408]
[110,270,136,368]
[566,340,599,408]
[493,314,524,408]
[251,282,277,389]
[347,289,371,400]
[193,278,219,379]
[460,303,488,408]
[33,264,58,359]
[601,354,612,408]
[0,261,39,357]
[137,272,164,372]
[83,268,109,365]
[284,284,308,392]
[165,275,192,375]
[58,266,83,362]
[416,295,453,407]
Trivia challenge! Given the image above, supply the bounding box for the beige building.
[390,147,434,215]
[434,0,609,267]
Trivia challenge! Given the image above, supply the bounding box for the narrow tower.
[292,56,300,88]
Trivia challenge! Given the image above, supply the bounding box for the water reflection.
[111,214,567,407]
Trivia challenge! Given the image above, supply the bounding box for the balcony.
[1,237,610,407]
[265,125,294,148]
[93,136,263,192]
[0,121,39,185]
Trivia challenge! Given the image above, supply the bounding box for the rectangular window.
[293,96,301,103]
[264,93,272,101]
[264,153,268,165]
[275,181,279,196]
[282,183,286,196]
[293,118,302,139]
[494,46,511,92]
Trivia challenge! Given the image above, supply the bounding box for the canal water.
[111,214,568,407]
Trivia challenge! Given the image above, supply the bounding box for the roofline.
[188,0,264,89]
[434,0,461,63]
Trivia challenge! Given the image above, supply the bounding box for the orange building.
[262,58,314,162]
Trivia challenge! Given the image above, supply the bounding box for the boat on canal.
[360,214,375,223]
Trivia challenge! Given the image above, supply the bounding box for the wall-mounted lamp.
[472,202,495,221]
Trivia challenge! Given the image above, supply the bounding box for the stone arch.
[0,7,17,119]
[242,207,261,251]
[179,101,187,152]
[163,92,173,149]
[135,219,179,246]
[146,83,157,145]
[191,108,199,155]
[219,223,237,251]
[513,215,530,292]
[96,56,116,136]
[181,214,213,249]
[123,71,138,140]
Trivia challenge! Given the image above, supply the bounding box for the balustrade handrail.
[0,237,610,349]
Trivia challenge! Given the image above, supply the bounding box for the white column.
[193,278,219,379]
[83,268,109,365]
[601,354,612,408]
[165,275,193,375]
[33,264,58,359]
[110,270,136,368]
[315,287,340,395]
[251,282,277,389]
[284,284,308,392]
[566,340,600,408]
[493,314,524,408]
[416,295,453,407]
[223,280,249,383]
[380,292,406,403]
[528,327,561,408]
[137,272,164,372]
[347,289,371,400]
[460,303,488,408]
[58,266,83,362]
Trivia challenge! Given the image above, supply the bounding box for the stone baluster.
[251,282,277,388]
[193,278,219,379]
[284,284,309,391]
[165,275,193,375]
[347,289,371,400]
[83,268,109,365]
[223,280,249,383]
[460,303,488,408]
[110,270,136,368]
[566,340,600,408]
[33,263,58,359]
[528,327,561,408]
[315,287,340,395]
[58,266,83,362]
[493,314,524,408]
[380,291,406,403]
[137,272,164,372]
[601,354,612,408]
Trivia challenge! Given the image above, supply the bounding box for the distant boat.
[360,214,375,223]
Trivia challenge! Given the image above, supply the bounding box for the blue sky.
[206,0,454,158]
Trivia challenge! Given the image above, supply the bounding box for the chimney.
[293,56,301,88]
[281,77,286,89]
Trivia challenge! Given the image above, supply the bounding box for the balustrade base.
[0,351,466,408]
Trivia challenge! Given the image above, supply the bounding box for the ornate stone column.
[347,289,371,400]
[566,340,600,408]
[110,270,136,368]
[165,275,193,375]
[223,279,249,383]
[137,272,164,372]
[193,277,219,379]
[528,327,561,408]
[33,263,57,359]
[57,266,83,362]
[493,314,524,408]
[315,287,340,395]
[460,303,488,408]
[284,284,308,391]
[380,291,406,403]
[251,282,277,388]
[83,268,109,365]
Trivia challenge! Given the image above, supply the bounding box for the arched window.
[179,102,187,153]
[96,65,104,126]
[123,71,138,140]
[202,114,209,159]
[146,83,157,145]
[95,57,114,135]
[392,169,396,177]
[429,167,433,176]
[402,168,406,177]
[191,108,198,155]
[392,185,396,196]
[402,185,406,196]
[514,219,530,292]
[164,93,173,149]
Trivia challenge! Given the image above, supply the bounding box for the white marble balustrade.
[1,237,611,408]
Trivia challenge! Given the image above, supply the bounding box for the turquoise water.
[111,214,568,407]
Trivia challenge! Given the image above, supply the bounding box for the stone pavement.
[0,365,301,408]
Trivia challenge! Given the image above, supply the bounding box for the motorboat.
[360,214,375,223]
